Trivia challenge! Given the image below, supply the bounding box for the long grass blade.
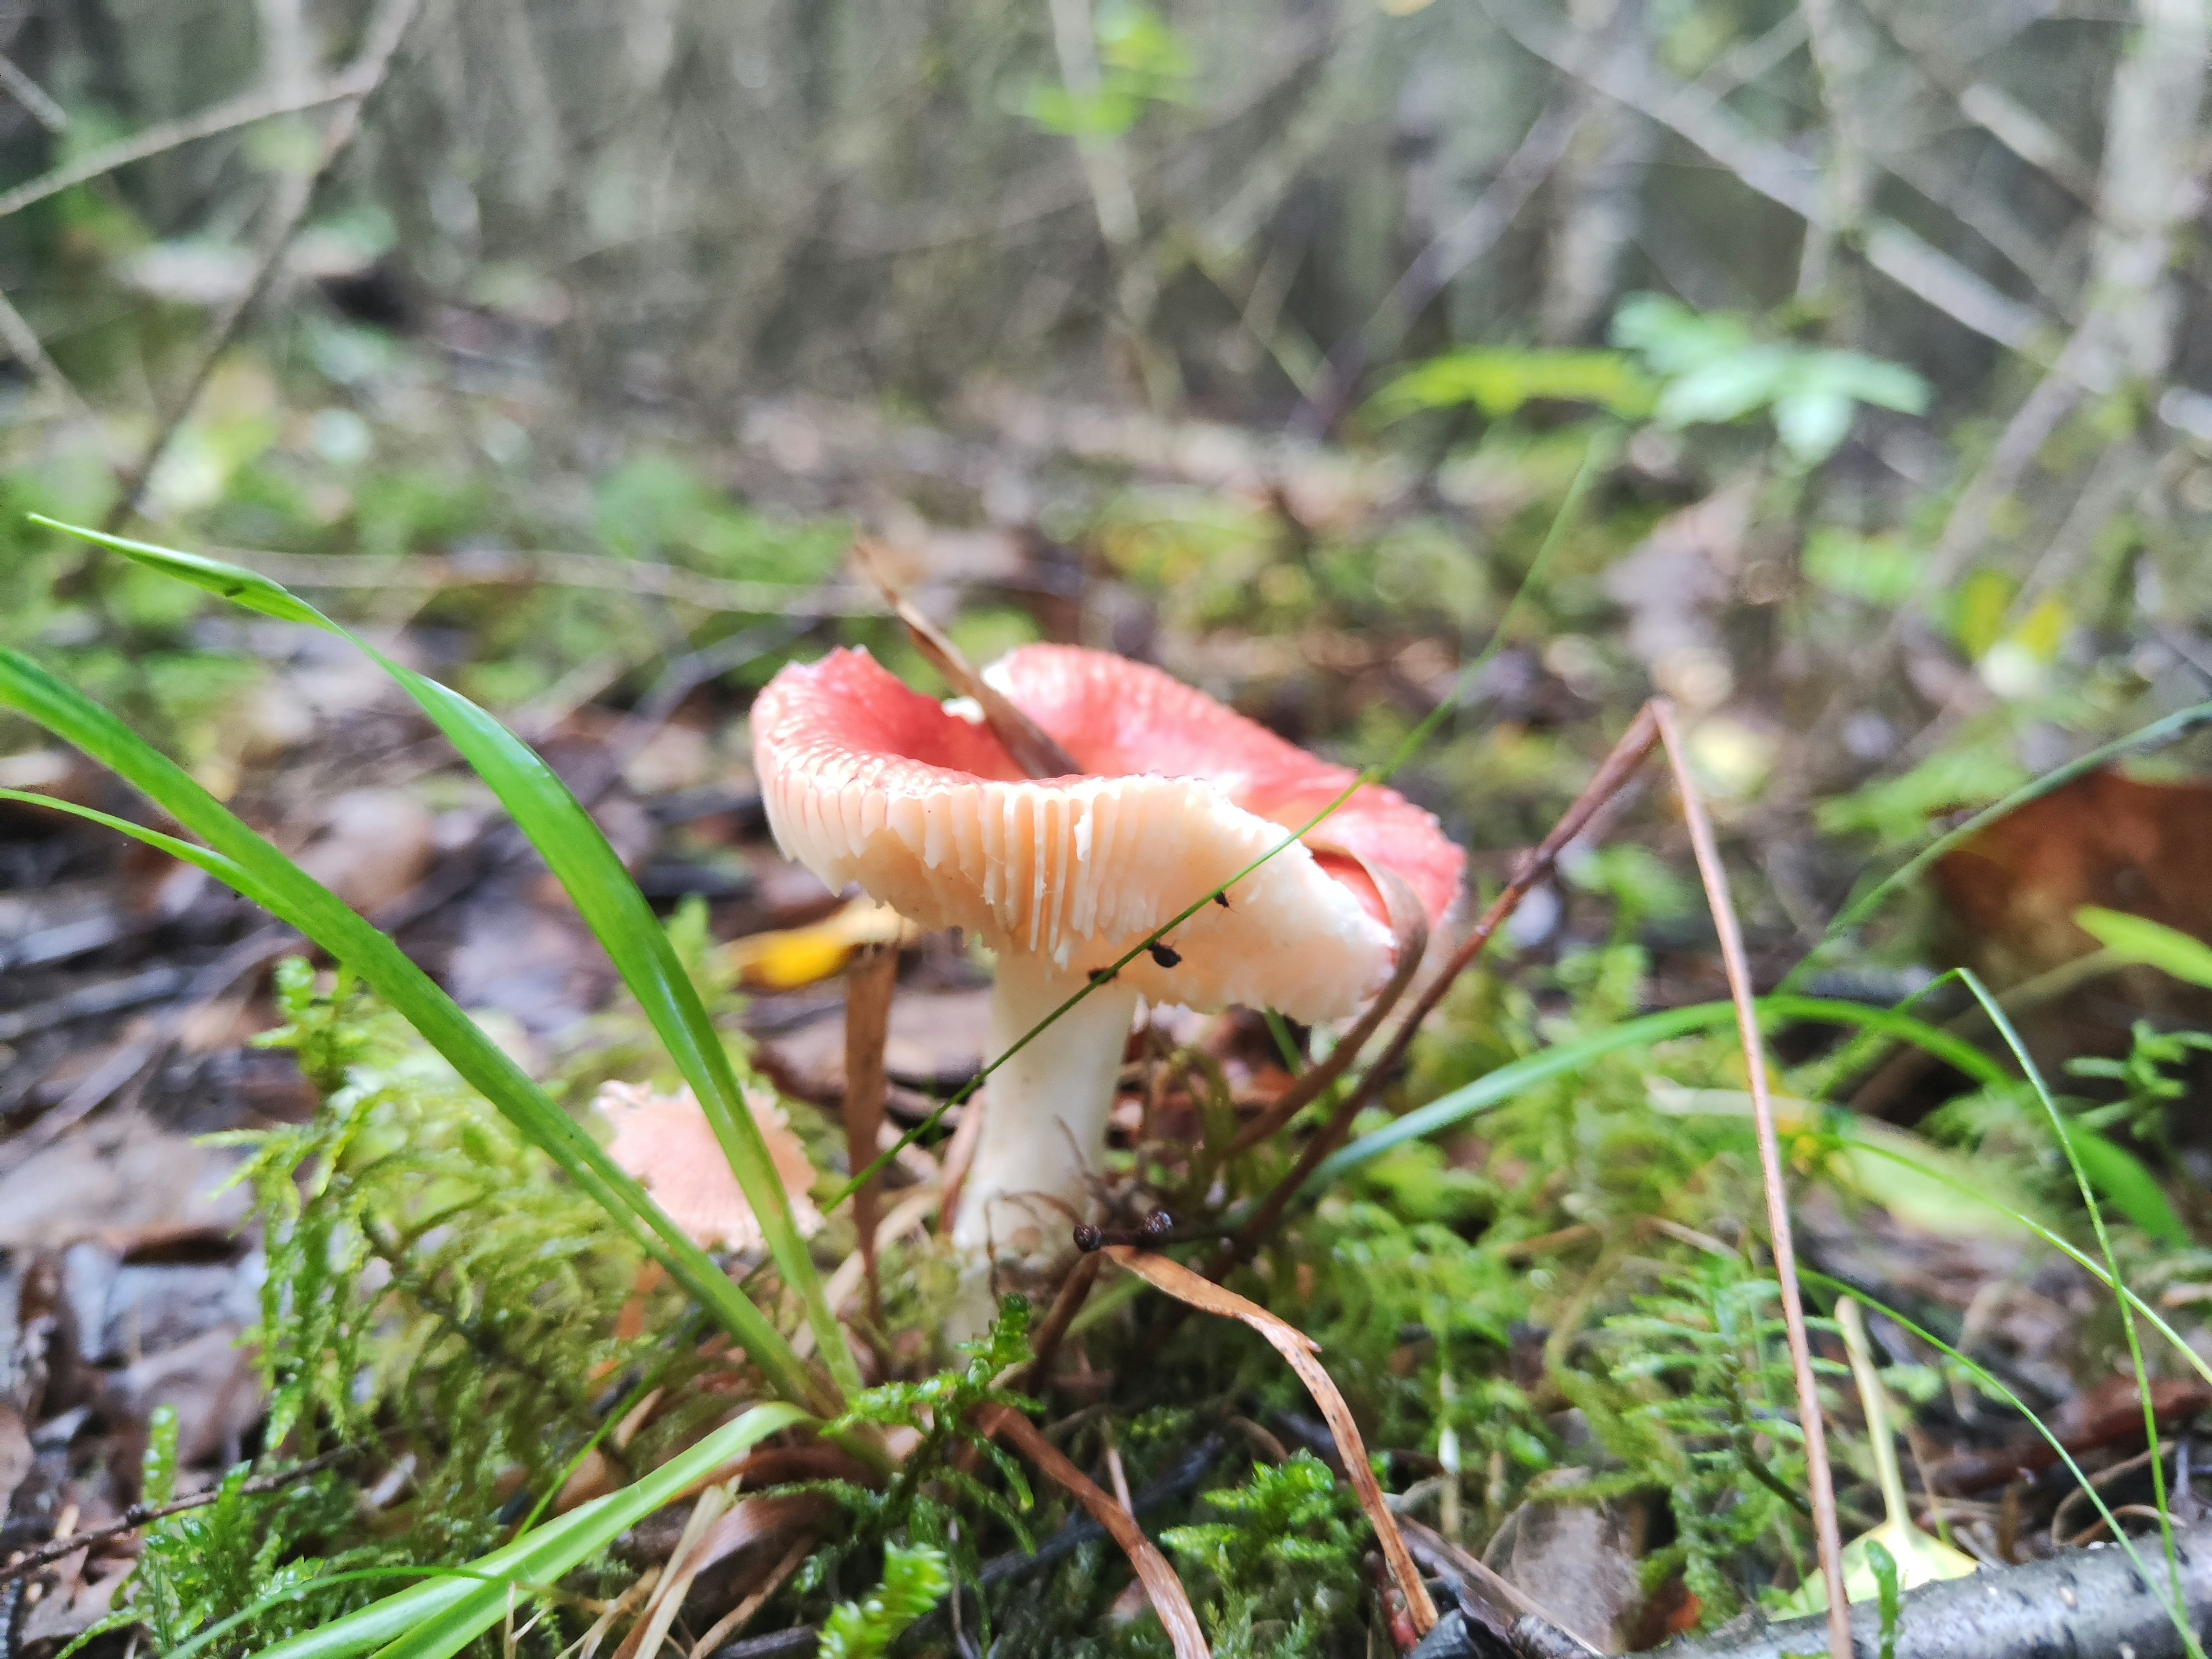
[0,655,837,1421]
[1947,967,2195,1650]
[248,1402,806,1659]
[1310,994,1999,1188]
[29,516,862,1401]
[1841,1137,2212,1392]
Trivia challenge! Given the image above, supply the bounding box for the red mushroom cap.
[752,644,1464,1020]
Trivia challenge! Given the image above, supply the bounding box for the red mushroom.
[750,643,1464,1279]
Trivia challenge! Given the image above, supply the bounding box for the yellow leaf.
[724,897,920,990]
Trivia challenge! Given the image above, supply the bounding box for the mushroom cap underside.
[751,644,1466,1021]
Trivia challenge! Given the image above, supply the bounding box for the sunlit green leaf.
[2077,906,2212,990]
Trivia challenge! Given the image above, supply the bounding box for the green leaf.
[2077,906,2212,990]
[1653,346,1792,427]
[1801,350,1931,415]
[2062,1121,2188,1243]
[241,1403,806,1659]
[1366,349,1657,424]
[1771,389,1855,464]
[27,516,862,1402]
[0,675,833,1422]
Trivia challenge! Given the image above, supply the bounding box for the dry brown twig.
[0,75,370,223]
[1204,701,1662,1285]
[0,1448,353,1585]
[841,944,901,1327]
[1651,698,1850,1659]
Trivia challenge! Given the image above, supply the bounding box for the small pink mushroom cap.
[750,643,1463,1019]
[599,1082,825,1252]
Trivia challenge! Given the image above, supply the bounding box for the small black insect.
[1212,890,1230,907]
[1147,941,1182,968]
[1088,966,1118,984]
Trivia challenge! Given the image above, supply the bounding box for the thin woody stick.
[1651,698,1850,1659]
[841,944,900,1327]
[1205,701,1662,1281]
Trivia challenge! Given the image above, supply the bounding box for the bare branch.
[0,75,368,224]
[103,0,425,531]
[1474,0,2048,351]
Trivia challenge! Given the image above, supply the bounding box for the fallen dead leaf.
[293,787,437,914]
[724,897,922,990]
[0,1112,249,1250]
[1933,769,2212,987]
[1102,1247,1438,1636]
[599,1083,824,1251]
[94,1324,260,1467]
[754,986,994,1103]
[0,1403,29,1516]
[1487,1473,1646,1654]
[979,1404,1210,1659]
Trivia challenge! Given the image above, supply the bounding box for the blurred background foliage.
[2,0,2211,971]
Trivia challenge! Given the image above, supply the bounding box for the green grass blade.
[0,652,834,1419]
[2077,906,2212,991]
[30,516,861,1401]
[1796,1272,2195,1655]
[1842,1137,2212,1392]
[1945,969,2193,1639]
[248,1402,806,1659]
[1310,994,2002,1188]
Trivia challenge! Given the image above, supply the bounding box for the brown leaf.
[1933,770,2212,987]
[979,1405,1210,1659]
[1102,1246,1439,1635]
[599,1084,823,1252]
[293,787,435,915]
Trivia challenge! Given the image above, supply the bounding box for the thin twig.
[1474,0,2045,351]
[0,1449,353,1584]
[1205,703,1662,1282]
[1298,94,1577,434]
[103,0,423,531]
[1652,698,1849,1659]
[0,52,66,134]
[0,75,369,223]
[1017,1249,1102,1394]
[0,283,86,413]
[1211,866,1426,1164]
[842,944,900,1327]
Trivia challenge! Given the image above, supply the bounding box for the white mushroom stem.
[952,963,1141,1262]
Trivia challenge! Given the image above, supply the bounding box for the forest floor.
[6,341,2212,1659]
